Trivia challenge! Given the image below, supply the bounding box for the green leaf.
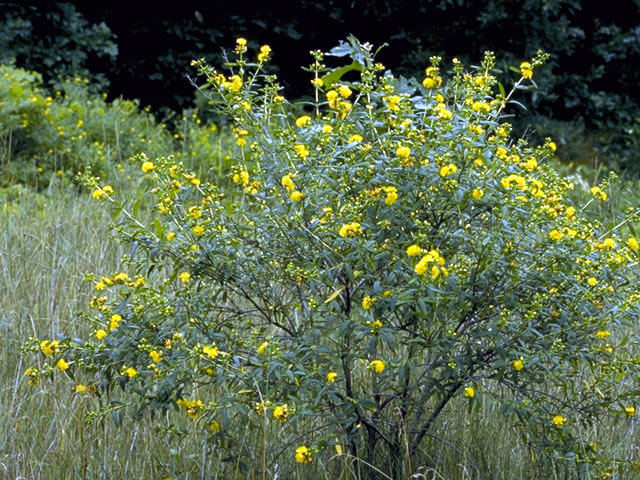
[324,287,345,304]
[320,61,363,89]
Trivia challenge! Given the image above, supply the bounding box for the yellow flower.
[296,115,311,127]
[209,420,221,433]
[227,75,243,92]
[383,186,398,206]
[203,345,219,359]
[472,188,484,200]
[524,156,537,171]
[141,161,156,172]
[327,371,337,383]
[192,225,205,236]
[587,277,598,287]
[92,186,112,199]
[520,62,533,79]
[177,398,203,418]
[472,101,491,113]
[273,404,289,422]
[369,359,386,373]
[180,272,191,283]
[362,296,374,310]
[549,230,564,241]
[257,45,271,62]
[113,272,129,283]
[110,314,122,330]
[430,265,441,279]
[124,366,138,378]
[295,445,313,463]
[384,94,401,111]
[166,232,176,241]
[439,164,458,177]
[235,37,247,52]
[290,191,304,202]
[596,330,610,339]
[414,249,445,277]
[188,206,202,218]
[464,386,475,398]
[322,124,333,134]
[25,367,38,386]
[627,237,639,251]
[338,85,352,98]
[75,384,87,393]
[40,340,59,356]
[501,174,526,190]
[149,350,163,363]
[552,415,566,427]
[257,341,269,354]
[512,358,524,371]
[415,257,429,275]
[590,186,607,201]
[396,146,411,158]
[95,329,107,340]
[293,144,310,159]
[348,133,363,143]
[625,406,636,418]
[406,244,422,257]
[422,76,441,88]
[56,358,69,371]
[435,103,452,119]
[338,222,362,238]
[281,173,296,191]
[602,238,616,249]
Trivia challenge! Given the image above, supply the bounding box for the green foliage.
[28,38,640,479]
[0,64,166,186]
[0,2,118,90]
[0,64,231,188]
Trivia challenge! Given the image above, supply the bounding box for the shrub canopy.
[28,37,640,479]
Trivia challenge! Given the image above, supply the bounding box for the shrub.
[0,64,229,188]
[0,64,169,186]
[27,38,640,479]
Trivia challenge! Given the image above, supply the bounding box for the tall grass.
[1,180,638,479]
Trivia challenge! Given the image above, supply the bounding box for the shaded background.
[2,0,640,171]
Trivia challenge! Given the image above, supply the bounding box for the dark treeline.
[2,1,640,170]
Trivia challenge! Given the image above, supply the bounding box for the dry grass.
[1,183,638,480]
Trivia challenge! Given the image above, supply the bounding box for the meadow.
[2,39,640,480]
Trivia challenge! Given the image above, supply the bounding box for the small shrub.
[27,38,640,479]
[0,64,168,185]
[0,64,229,188]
